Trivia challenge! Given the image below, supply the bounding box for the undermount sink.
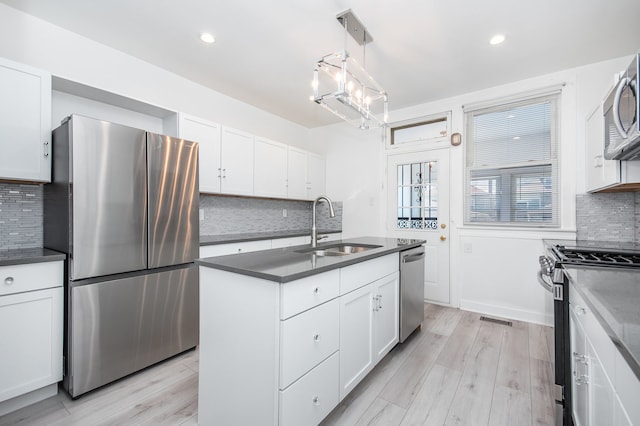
[296,243,382,257]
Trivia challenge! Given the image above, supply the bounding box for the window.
[389,112,450,147]
[396,161,439,229]
[464,92,560,227]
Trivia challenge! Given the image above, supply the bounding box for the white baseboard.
[0,383,58,417]
[460,299,553,327]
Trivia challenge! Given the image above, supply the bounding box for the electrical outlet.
[282,209,287,218]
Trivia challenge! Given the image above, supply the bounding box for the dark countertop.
[200,229,341,246]
[564,266,640,381]
[0,247,66,267]
[197,236,425,283]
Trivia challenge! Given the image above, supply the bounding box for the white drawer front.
[280,299,339,389]
[199,240,272,258]
[279,351,339,426]
[0,261,63,296]
[340,253,398,295]
[280,269,339,319]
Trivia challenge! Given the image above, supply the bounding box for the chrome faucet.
[311,195,335,247]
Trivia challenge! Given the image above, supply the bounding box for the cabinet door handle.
[372,295,379,311]
[576,306,587,315]
[377,294,383,310]
[217,167,222,178]
[4,276,14,285]
[312,395,320,405]
[313,333,320,343]
[575,374,589,385]
[573,351,588,364]
[43,141,49,158]
[313,286,320,295]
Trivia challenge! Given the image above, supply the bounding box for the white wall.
[0,4,310,150]
[309,123,387,238]
[313,55,634,325]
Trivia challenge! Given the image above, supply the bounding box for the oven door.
[538,256,571,426]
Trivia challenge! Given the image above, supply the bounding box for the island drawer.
[340,253,397,295]
[279,298,339,389]
[0,261,63,297]
[279,351,339,426]
[280,269,339,319]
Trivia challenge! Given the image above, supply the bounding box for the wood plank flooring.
[0,304,555,426]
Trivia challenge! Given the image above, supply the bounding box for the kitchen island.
[196,237,424,426]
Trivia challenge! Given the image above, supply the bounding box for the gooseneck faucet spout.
[311,195,335,247]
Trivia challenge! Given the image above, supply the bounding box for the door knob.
[441,223,446,229]
[440,235,447,241]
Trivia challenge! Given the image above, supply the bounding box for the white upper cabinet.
[177,113,221,193]
[0,57,51,182]
[176,112,325,200]
[221,126,254,196]
[287,148,327,200]
[287,146,308,199]
[254,137,287,198]
[586,104,640,192]
[307,152,326,199]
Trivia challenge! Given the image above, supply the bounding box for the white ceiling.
[2,0,639,128]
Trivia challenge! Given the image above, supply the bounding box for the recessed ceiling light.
[490,34,506,45]
[513,136,521,140]
[200,32,215,44]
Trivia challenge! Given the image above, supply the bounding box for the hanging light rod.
[336,10,372,45]
[311,9,388,130]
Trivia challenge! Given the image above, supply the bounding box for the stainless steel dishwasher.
[399,245,426,342]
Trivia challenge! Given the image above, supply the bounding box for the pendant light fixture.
[311,10,388,130]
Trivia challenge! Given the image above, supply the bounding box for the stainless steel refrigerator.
[44,114,199,398]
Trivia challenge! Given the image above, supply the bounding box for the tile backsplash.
[199,195,342,236]
[0,182,342,250]
[576,192,640,242]
[0,183,43,250]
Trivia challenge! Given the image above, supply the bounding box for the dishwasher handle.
[402,251,425,263]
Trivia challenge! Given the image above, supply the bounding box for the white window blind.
[464,93,560,227]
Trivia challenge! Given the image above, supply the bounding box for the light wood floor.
[0,304,555,426]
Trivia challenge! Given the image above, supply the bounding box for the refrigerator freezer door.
[147,133,199,268]
[71,116,148,280]
[65,264,199,397]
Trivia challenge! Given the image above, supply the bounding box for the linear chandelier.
[311,10,388,130]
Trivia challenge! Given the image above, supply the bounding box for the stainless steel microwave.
[604,53,639,160]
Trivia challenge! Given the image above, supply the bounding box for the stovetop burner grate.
[553,245,640,267]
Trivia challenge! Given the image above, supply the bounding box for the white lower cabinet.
[569,283,640,426]
[199,239,272,258]
[373,273,400,361]
[570,306,589,426]
[271,236,309,249]
[0,261,63,415]
[339,271,399,399]
[339,283,375,399]
[198,253,400,425]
